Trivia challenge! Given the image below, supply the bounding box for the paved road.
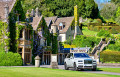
[40,65,120,75]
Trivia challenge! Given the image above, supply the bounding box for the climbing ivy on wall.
[0,21,10,52]
[38,17,51,46]
[52,33,58,54]
[70,18,75,30]
[8,0,26,52]
[38,17,58,54]
[16,22,33,51]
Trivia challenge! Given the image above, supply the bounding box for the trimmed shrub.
[97,29,111,37]
[100,50,120,63]
[0,52,23,66]
[110,26,120,34]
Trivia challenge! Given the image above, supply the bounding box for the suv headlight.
[78,60,83,62]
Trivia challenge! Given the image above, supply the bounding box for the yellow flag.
[74,5,79,26]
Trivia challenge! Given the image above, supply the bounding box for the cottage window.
[18,48,22,56]
[19,29,23,38]
[63,25,65,28]
[25,29,31,40]
[59,23,63,30]
[59,26,62,30]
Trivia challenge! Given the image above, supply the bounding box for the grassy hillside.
[82,27,98,36]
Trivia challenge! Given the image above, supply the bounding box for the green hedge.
[97,29,111,37]
[0,52,23,66]
[88,25,120,34]
[100,51,120,63]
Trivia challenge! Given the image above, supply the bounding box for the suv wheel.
[64,63,69,70]
[74,63,78,71]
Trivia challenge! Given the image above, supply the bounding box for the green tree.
[85,0,99,18]
[100,3,117,19]
[111,0,120,5]
[22,0,99,18]
[116,7,120,25]
[116,7,120,17]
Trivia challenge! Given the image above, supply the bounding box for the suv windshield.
[74,53,90,58]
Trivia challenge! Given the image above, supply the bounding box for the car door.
[69,53,74,67]
[65,53,71,67]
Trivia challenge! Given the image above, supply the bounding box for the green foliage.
[111,0,120,5]
[100,50,120,63]
[92,19,99,23]
[16,22,33,51]
[0,21,10,51]
[82,18,93,26]
[52,34,58,54]
[88,25,120,34]
[82,27,98,36]
[116,7,120,17]
[85,0,99,18]
[115,16,120,25]
[0,52,23,66]
[111,27,119,34]
[65,37,73,45]
[107,44,120,51]
[22,0,99,18]
[12,0,26,21]
[38,17,51,46]
[106,39,120,51]
[97,29,111,37]
[72,35,100,47]
[8,0,26,52]
[100,3,117,19]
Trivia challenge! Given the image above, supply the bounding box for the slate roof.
[31,16,43,30]
[44,16,57,27]
[0,0,16,20]
[54,16,74,34]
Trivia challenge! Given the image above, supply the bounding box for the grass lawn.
[98,68,120,73]
[82,27,98,36]
[0,67,119,77]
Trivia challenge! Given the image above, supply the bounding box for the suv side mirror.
[70,56,73,59]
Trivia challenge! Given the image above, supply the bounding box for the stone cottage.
[0,0,32,65]
[0,0,86,65]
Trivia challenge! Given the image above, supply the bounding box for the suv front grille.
[84,60,92,64]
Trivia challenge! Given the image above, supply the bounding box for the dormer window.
[59,23,63,30]
[59,22,65,30]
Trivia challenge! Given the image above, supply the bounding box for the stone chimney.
[35,7,39,17]
[31,9,35,17]
[4,4,9,22]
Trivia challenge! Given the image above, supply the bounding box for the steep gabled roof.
[31,16,43,30]
[54,16,74,34]
[44,16,57,27]
[0,0,16,20]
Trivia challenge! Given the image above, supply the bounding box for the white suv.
[64,53,97,71]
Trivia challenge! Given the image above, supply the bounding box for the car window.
[70,53,73,58]
[66,53,70,58]
[74,53,90,58]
